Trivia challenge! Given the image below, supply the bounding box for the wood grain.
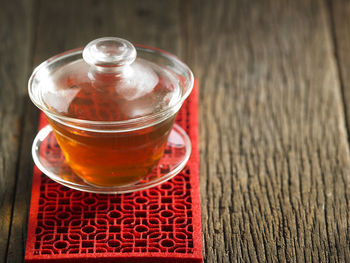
[32,0,184,62]
[189,0,350,261]
[0,0,34,261]
[2,0,350,262]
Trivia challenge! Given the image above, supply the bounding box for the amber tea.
[49,116,175,187]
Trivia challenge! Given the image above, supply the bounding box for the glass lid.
[29,37,193,126]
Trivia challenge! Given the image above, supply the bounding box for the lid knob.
[83,37,136,73]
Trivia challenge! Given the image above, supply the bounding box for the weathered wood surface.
[0,0,34,262]
[1,0,350,262]
[192,0,350,261]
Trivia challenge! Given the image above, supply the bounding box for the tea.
[49,116,175,187]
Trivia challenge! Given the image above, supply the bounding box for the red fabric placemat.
[25,80,202,262]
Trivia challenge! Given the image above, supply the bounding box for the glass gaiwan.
[29,37,193,194]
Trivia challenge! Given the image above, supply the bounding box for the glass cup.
[29,38,193,191]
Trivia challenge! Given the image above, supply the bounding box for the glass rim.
[28,44,194,132]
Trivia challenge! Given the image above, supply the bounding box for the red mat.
[25,81,202,262]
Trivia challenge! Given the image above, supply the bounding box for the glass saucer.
[32,124,191,194]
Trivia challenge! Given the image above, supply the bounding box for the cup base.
[32,124,191,194]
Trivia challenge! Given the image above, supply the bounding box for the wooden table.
[1,0,350,262]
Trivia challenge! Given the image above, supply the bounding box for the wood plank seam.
[326,0,350,148]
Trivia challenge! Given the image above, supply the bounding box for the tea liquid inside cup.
[48,115,176,187]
